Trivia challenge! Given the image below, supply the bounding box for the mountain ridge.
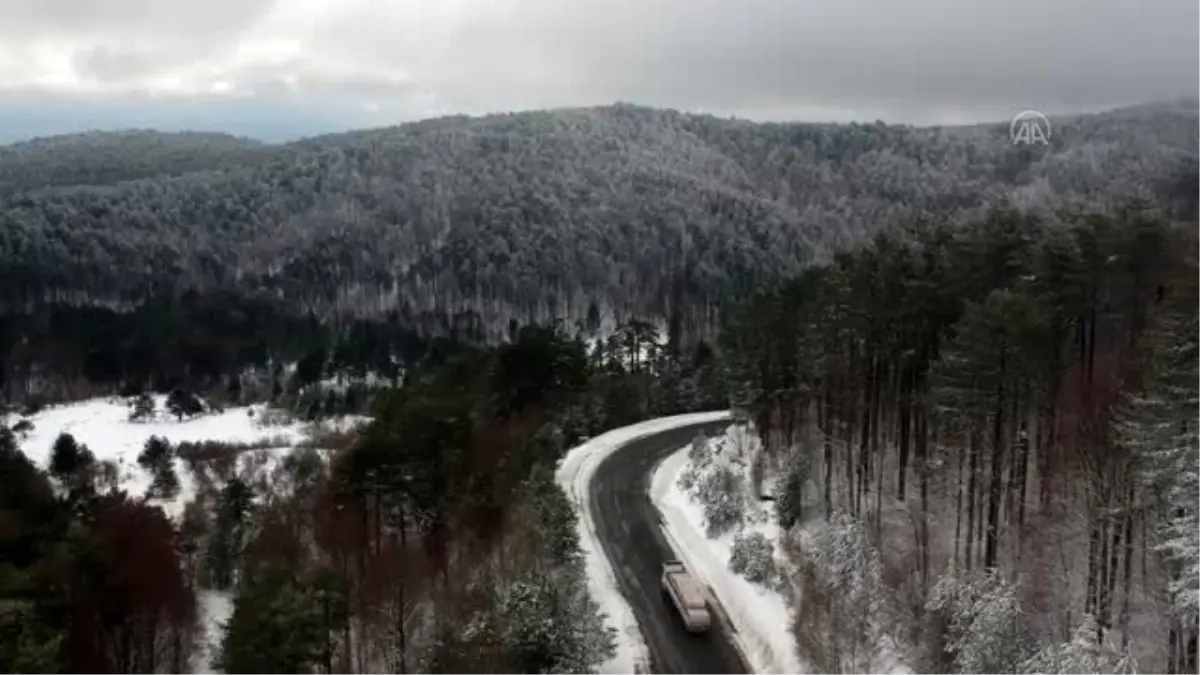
[0,101,1195,338]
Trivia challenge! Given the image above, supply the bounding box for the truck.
[661,560,712,633]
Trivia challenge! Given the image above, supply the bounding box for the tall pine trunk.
[898,366,911,501]
[823,385,833,518]
[966,424,980,572]
[917,392,930,591]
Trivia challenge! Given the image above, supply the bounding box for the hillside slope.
[0,102,1195,334]
[0,130,270,195]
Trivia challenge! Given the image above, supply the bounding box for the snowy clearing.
[5,394,369,675]
[555,410,731,675]
[651,424,805,674]
[193,590,234,674]
[6,395,366,519]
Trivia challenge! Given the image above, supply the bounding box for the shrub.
[677,463,701,493]
[128,392,156,422]
[176,437,289,464]
[688,432,710,464]
[697,464,744,538]
[11,419,33,438]
[775,449,811,530]
[729,530,778,586]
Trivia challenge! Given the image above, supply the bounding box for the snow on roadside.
[556,410,731,675]
[651,424,805,674]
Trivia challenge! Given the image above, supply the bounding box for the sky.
[0,0,1196,143]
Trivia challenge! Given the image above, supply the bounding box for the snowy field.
[555,410,731,674]
[6,395,366,517]
[4,394,369,674]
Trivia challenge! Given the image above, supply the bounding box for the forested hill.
[0,130,270,195]
[0,101,1196,336]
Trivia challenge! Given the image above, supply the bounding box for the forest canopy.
[0,101,1195,338]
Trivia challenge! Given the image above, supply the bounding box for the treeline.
[0,318,727,672]
[0,287,490,409]
[0,279,726,431]
[1,102,1195,338]
[722,203,1198,672]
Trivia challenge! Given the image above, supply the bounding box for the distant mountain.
[0,130,271,195]
[0,102,1195,337]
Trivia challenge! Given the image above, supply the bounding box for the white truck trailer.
[661,560,712,633]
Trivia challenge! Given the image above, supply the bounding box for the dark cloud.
[0,0,1195,141]
[385,0,1198,120]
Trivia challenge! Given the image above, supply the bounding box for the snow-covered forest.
[0,100,1196,675]
[3,321,725,673]
[719,204,1199,672]
[0,101,1196,337]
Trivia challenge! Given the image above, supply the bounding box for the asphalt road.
[588,420,750,674]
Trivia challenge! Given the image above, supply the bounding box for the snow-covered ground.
[651,424,805,674]
[6,395,366,518]
[193,590,234,674]
[4,394,369,675]
[555,410,731,675]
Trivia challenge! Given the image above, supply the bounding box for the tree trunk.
[1085,515,1101,617]
[966,424,980,572]
[1039,405,1055,509]
[984,351,1006,570]
[873,361,884,532]
[175,623,187,674]
[857,359,873,518]
[1012,401,1032,570]
[1185,626,1198,674]
[823,386,833,519]
[1169,624,1178,674]
[954,425,965,571]
[843,366,855,516]
[1119,484,1135,651]
[917,393,930,591]
[1017,403,1033,529]
[1098,511,1113,637]
[897,366,911,501]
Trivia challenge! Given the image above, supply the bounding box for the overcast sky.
[0,0,1196,142]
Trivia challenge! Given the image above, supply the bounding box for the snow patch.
[193,590,234,674]
[556,410,731,675]
[6,395,366,520]
[651,426,805,674]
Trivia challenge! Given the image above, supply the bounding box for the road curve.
[588,420,750,674]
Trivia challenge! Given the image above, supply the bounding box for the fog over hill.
[0,101,1195,337]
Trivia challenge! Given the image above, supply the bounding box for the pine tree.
[218,565,336,674]
[206,478,254,590]
[128,392,155,422]
[48,433,96,503]
[167,388,204,421]
[1021,615,1136,674]
[48,433,85,482]
[138,436,179,500]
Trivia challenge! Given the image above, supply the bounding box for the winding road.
[588,420,750,674]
